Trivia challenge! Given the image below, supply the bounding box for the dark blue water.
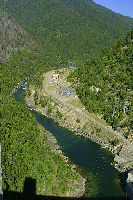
[13,83,126,199]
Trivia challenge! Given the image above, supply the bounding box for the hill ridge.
[0,0,133,61]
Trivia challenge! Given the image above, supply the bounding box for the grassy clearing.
[83,110,109,128]
[63,69,70,77]
[43,70,110,128]
[47,85,56,91]
[67,98,84,109]
[67,98,110,128]
[59,69,70,78]
[43,71,51,86]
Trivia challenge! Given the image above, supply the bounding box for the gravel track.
[45,72,133,152]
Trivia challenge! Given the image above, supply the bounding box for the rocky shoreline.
[25,79,133,173]
[25,85,120,153]
[44,129,86,197]
[11,80,86,197]
[11,78,133,196]
[10,77,29,95]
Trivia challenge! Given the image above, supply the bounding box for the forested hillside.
[1,0,133,196]
[67,30,133,134]
[0,11,43,61]
[0,0,133,63]
[1,12,84,198]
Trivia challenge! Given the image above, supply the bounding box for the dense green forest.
[1,52,82,197]
[0,10,42,61]
[1,12,83,198]
[0,0,133,63]
[1,0,133,196]
[67,30,133,133]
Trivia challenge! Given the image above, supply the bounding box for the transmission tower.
[124,89,131,113]
[112,98,119,117]
[68,60,76,69]
[124,100,129,113]
[68,60,72,68]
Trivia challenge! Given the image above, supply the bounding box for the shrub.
[56,109,63,119]
[47,104,52,114]
[76,118,80,123]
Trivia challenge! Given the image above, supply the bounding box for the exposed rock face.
[11,81,86,197]
[25,84,133,172]
[125,170,133,200]
[114,146,133,172]
[25,84,123,151]
[44,131,86,198]
[25,71,133,173]
[0,11,41,61]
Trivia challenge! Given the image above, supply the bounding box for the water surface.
[13,83,126,199]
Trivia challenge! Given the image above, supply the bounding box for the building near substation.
[125,170,133,200]
[52,73,60,80]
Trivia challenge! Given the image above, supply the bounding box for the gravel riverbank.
[25,71,133,173]
[12,80,86,197]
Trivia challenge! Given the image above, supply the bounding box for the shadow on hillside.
[1,177,128,200]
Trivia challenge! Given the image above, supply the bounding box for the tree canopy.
[67,30,133,131]
[0,0,133,62]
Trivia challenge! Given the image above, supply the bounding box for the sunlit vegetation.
[0,0,133,62]
[1,15,81,197]
[68,30,133,131]
[1,0,133,196]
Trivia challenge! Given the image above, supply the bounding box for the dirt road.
[45,71,133,151]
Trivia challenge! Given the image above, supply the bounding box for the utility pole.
[112,98,119,117]
[124,89,131,113]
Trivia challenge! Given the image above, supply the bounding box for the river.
[13,82,126,199]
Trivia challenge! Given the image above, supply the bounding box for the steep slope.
[0,11,42,61]
[67,30,133,133]
[0,0,133,62]
[1,12,85,198]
